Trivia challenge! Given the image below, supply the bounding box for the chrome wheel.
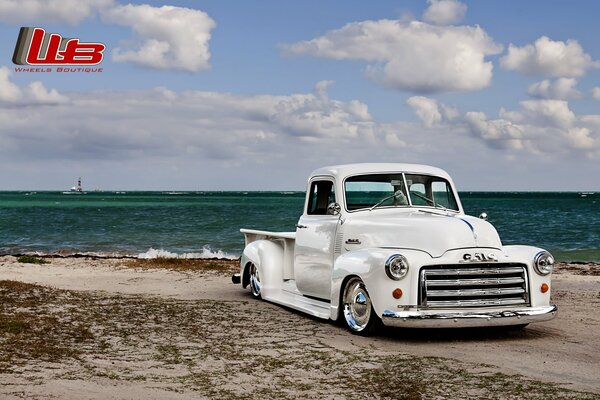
[249,263,262,298]
[343,277,376,334]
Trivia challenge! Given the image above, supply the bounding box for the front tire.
[248,263,262,299]
[342,277,380,335]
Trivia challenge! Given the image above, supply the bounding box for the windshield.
[344,173,459,211]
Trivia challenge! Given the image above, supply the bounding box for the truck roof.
[309,163,452,181]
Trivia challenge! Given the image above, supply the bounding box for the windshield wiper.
[412,192,450,211]
[369,190,407,211]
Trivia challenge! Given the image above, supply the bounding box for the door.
[294,178,339,300]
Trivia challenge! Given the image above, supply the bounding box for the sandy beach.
[1,256,599,399]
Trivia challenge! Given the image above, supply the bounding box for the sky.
[0,0,598,191]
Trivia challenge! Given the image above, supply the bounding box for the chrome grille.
[419,263,529,308]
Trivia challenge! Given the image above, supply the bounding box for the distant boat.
[62,177,85,195]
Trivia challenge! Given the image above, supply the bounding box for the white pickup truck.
[233,163,557,335]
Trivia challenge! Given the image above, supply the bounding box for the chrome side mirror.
[327,202,341,216]
[479,212,488,221]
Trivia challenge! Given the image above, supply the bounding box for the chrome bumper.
[381,304,557,328]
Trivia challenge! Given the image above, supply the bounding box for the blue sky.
[0,0,598,190]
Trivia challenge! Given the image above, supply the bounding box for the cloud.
[422,0,467,25]
[26,81,69,104]
[593,87,600,100]
[567,127,596,150]
[270,81,375,142]
[0,74,377,163]
[0,66,67,104]
[280,19,502,93]
[500,36,599,77]
[103,4,216,72]
[0,73,599,190]
[528,78,581,100]
[405,93,600,157]
[464,112,526,150]
[0,67,22,102]
[465,100,599,156]
[519,99,575,129]
[0,0,113,25]
[406,96,458,128]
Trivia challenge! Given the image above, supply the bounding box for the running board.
[263,289,331,319]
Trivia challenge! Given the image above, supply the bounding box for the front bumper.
[381,304,557,328]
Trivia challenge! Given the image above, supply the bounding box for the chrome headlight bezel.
[385,254,409,280]
[534,251,554,276]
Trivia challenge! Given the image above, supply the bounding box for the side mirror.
[327,202,341,216]
[479,212,488,221]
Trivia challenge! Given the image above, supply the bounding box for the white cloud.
[422,0,467,25]
[465,100,599,156]
[567,127,596,150]
[27,81,69,104]
[0,67,22,102]
[1,68,599,189]
[464,112,526,150]
[500,36,599,77]
[593,87,600,100]
[103,4,216,72]
[406,96,458,128]
[519,99,575,129]
[528,78,581,100]
[407,96,442,128]
[269,81,375,141]
[0,66,67,104]
[0,0,113,24]
[0,76,377,164]
[281,19,502,93]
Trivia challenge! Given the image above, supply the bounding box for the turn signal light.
[540,283,549,293]
[393,288,403,299]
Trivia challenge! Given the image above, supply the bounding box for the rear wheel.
[248,263,262,298]
[342,277,380,335]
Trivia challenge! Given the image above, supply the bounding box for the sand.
[0,256,599,399]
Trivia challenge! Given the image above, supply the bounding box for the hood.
[342,211,502,258]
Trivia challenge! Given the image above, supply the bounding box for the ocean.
[0,191,598,262]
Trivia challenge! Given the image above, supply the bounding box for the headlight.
[385,254,409,280]
[534,251,554,275]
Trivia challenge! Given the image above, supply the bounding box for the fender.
[502,245,552,307]
[241,239,284,298]
[502,244,546,263]
[330,248,432,320]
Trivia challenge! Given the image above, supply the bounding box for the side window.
[431,181,458,210]
[307,180,336,215]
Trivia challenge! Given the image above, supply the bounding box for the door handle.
[296,224,307,229]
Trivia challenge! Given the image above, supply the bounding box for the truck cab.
[236,163,557,335]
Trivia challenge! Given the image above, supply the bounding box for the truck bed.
[240,228,296,246]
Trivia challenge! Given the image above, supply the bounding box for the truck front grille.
[419,263,529,308]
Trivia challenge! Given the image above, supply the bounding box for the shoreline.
[3,252,599,265]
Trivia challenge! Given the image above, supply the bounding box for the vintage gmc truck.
[233,163,557,335]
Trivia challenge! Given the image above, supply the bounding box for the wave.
[137,246,238,260]
[1,245,239,260]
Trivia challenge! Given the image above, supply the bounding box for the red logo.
[13,27,105,66]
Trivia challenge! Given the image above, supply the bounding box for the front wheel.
[342,277,380,335]
[248,263,262,299]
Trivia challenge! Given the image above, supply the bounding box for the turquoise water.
[0,191,598,262]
